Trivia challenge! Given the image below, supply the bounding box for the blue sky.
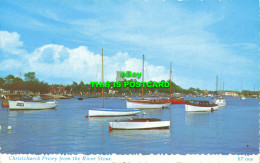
[0,0,259,91]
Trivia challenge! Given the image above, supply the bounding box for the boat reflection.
[109,129,170,141]
[138,108,164,115]
[217,106,226,109]
[8,109,53,116]
[185,112,211,126]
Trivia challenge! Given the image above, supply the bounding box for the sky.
[0,0,259,91]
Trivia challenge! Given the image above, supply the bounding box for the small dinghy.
[109,118,170,130]
[87,108,140,117]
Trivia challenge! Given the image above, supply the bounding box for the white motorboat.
[185,100,218,112]
[9,100,58,110]
[33,95,42,102]
[240,95,246,100]
[109,118,170,130]
[87,108,140,117]
[213,97,226,107]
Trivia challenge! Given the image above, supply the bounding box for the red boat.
[162,62,188,104]
[1,100,9,107]
[162,97,188,104]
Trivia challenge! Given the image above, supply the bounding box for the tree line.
[0,72,49,94]
[1,72,258,96]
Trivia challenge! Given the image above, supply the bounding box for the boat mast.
[216,75,218,93]
[170,62,172,98]
[102,48,104,108]
[142,54,144,99]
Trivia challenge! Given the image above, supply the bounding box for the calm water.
[0,97,258,154]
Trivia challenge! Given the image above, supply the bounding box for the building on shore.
[224,91,239,97]
[49,84,67,94]
[116,71,124,82]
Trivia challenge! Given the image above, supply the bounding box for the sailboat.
[213,76,226,107]
[126,55,171,109]
[86,49,140,117]
[162,62,188,104]
[240,82,246,100]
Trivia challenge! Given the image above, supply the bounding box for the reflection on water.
[109,129,170,140]
[9,109,52,115]
[185,112,211,126]
[139,108,164,115]
[217,106,226,109]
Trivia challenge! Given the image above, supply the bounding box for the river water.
[0,96,258,154]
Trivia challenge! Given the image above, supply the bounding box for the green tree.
[38,81,49,94]
[24,72,36,81]
[13,77,24,91]
[65,85,71,93]
[5,74,15,83]
[0,77,4,88]
[71,81,79,94]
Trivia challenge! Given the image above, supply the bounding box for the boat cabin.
[187,100,212,106]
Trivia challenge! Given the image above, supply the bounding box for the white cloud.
[23,45,170,84]
[0,31,24,54]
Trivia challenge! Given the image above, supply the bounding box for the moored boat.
[185,100,218,112]
[33,95,42,102]
[240,95,246,100]
[42,95,54,100]
[213,97,226,107]
[109,118,170,130]
[87,108,140,117]
[21,95,33,100]
[162,63,187,104]
[125,55,171,109]
[121,97,131,100]
[1,100,9,107]
[86,49,141,117]
[162,97,188,104]
[126,99,171,109]
[9,100,58,110]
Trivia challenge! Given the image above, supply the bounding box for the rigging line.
[145,59,148,81]
[137,55,142,81]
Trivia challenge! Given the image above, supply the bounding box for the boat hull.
[109,120,170,130]
[88,108,140,117]
[126,100,171,109]
[162,98,188,104]
[9,101,58,110]
[185,104,218,112]
[240,96,246,100]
